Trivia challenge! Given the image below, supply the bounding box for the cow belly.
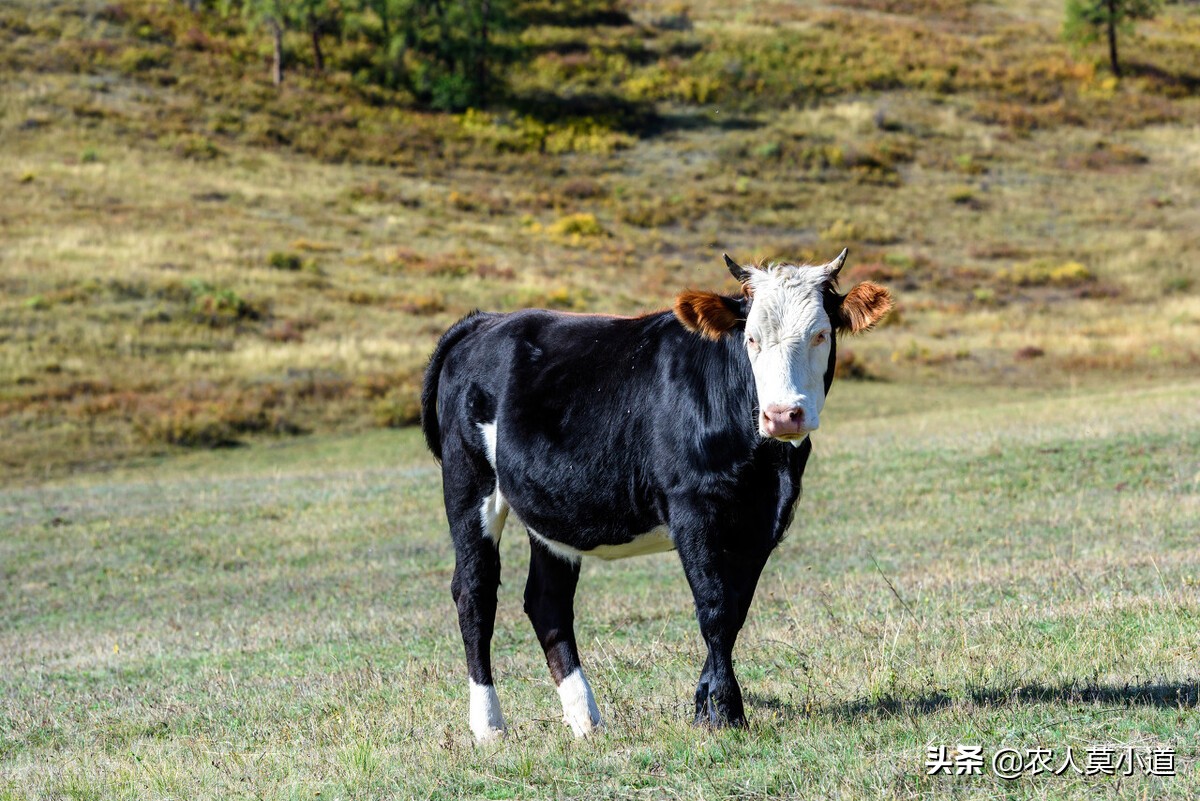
[529,526,675,562]
[583,526,675,560]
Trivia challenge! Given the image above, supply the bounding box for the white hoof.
[557,669,603,738]
[474,725,506,743]
[469,681,507,743]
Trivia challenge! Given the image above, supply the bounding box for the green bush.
[187,280,265,326]
[268,251,303,271]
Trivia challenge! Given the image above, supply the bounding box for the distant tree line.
[182,0,523,109]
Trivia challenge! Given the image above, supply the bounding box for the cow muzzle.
[760,403,817,439]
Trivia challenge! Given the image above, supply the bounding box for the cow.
[420,249,892,741]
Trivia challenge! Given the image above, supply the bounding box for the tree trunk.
[377,0,391,42]
[475,0,490,102]
[1107,0,1122,78]
[309,10,325,73]
[270,17,284,86]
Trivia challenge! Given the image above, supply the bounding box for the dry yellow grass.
[1,0,1198,479]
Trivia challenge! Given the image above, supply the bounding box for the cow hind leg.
[524,539,602,737]
[445,445,510,742]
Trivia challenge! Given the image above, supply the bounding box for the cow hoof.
[474,726,507,744]
[693,698,747,729]
[693,714,747,730]
[558,669,604,738]
[563,714,605,738]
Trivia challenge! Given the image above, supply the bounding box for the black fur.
[421,310,491,461]
[423,297,839,730]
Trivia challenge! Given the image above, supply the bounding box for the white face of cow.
[673,249,893,446]
[742,261,837,443]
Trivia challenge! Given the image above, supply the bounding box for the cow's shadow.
[747,679,1200,722]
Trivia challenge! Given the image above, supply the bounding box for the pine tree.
[1063,0,1161,79]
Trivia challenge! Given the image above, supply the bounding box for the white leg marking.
[477,421,508,547]
[479,485,509,546]
[557,668,603,737]
[469,679,507,742]
[478,421,498,469]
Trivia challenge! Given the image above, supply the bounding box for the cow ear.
[674,291,742,340]
[836,282,893,333]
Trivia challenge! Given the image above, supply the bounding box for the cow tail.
[421,311,486,461]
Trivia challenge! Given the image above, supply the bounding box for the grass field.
[3,380,1198,799]
[3,0,1200,797]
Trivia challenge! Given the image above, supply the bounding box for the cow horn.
[827,247,848,278]
[724,253,751,284]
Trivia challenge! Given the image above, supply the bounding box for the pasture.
[3,379,1198,799]
[3,0,1200,797]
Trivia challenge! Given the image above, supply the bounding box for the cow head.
[674,249,893,444]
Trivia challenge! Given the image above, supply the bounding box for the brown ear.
[674,291,741,340]
[837,282,893,333]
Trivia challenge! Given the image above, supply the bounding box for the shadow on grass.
[505,90,761,138]
[1123,62,1200,96]
[749,679,1200,722]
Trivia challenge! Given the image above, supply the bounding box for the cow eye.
[746,334,759,351]
[813,331,827,346]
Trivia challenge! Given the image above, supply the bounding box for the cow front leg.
[689,595,745,727]
[677,528,770,728]
[524,538,603,737]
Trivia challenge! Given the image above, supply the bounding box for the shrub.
[267,251,303,271]
[820,218,898,245]
[999,260,1095,287]
[187,280,265,326]
[559,179,606,200]
[619,201,680,229]
[834,349,878,380]
[373,395,422,428]
[140,409,240,448]
[948,185,977,204]
[171,134,222,161]
[548,212,607,239]
[395,249,487,279]
[115,45,170,74]
[1067,141,1150,170]
[399,292,446,315]
[1163,276,1192,294]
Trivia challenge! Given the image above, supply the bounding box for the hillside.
[2,0,1198,479]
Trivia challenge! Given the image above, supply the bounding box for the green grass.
[3,381,1198,799]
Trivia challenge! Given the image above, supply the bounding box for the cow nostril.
[763,405,808,432]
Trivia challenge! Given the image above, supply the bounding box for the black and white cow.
[420,250,892,740]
